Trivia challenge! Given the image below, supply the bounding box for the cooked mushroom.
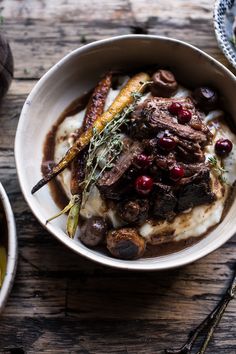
[192,86,218,112]
[80,216,108,247]
[106,228,146,260]
[117,199,149,224]
[151,69,178,97]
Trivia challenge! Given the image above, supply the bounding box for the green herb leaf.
[208,155,228,184]
[208,156,217,167]
[81,91,145,205]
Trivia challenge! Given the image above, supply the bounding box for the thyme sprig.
[208,155,228,184]
[81,89,146,205]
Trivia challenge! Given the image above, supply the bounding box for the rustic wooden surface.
[0,0,236,353]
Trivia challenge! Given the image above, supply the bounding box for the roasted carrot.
[70,73,112,196]
[67,73,112,237]
[31,72,151,194]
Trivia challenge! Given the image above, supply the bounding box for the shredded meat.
[97,139,143,199]
[131,96,212,144]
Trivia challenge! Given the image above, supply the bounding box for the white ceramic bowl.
[0,183,17,312]
[15,35,236,270]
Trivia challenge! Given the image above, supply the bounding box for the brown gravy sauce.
[42,92,91,210]
[42,94,234,259]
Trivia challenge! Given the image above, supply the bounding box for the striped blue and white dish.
[214,0,236,69]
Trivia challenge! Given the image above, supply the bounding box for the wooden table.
[0,1,236,353]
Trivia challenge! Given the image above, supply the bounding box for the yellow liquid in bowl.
[0,246,7,288]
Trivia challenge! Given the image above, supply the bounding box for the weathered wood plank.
[0,318,236,353]
[0,0,212,20]
[0,0,236,353]
[0,0,233,79]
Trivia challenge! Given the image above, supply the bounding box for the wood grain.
[0,0,236,353]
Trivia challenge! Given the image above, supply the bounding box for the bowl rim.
[213,0,236,69]
[15,34,236,271]
[0,182,17,312]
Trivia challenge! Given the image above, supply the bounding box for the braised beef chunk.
[177,183,215,212]
[179,162,208,177]
[153,183,177,220]
[148,117,207,144]
[97,177,133,200]
[131,105,206,142]
[178,165,210,186]
[152,168,215,217]
[117,199,149,223]
[144,136,205,164]
[142,138,159,153]
[97,140,143,199]
[131,97,212,144]
[177,168,216,212]
[176,139,205,163]
[155,153,176,170]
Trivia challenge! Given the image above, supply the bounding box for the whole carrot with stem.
[31,72,151,194]
[67,73,112,237]
[70,73,112,195]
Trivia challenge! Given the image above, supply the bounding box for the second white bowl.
[0,183,17,313]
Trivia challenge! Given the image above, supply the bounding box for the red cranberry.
[135,154,152,168]
[178,109,192,124]
[158,136,177,151]
[135,175,154,195]
[215,138,233,157]
[170,165,185,181]
[168,102,182,115]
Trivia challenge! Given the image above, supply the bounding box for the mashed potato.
[54,87,236,244]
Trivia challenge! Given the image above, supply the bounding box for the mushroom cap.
[107,227,146,260]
